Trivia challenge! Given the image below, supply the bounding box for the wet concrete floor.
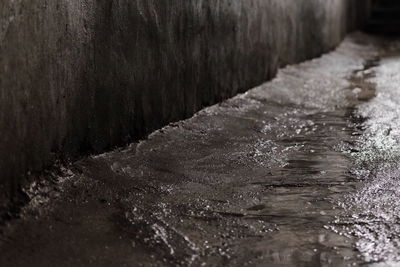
[1,33,400,266]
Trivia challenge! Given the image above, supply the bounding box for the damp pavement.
[1,33,400,267]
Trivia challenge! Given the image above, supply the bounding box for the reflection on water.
[239,107,361,266]
[226,35,382,266]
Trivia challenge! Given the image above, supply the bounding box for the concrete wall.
[0,0,371,209]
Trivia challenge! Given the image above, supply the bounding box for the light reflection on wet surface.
[333,44,400,265]
[1,34,400,266]
[226,106,360,266]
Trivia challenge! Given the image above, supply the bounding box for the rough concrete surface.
[0,0,371,209]
[2,33,399,267]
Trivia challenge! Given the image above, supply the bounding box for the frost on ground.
[336,40,400,264]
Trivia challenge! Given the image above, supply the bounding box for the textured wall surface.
[0,0,371,209]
